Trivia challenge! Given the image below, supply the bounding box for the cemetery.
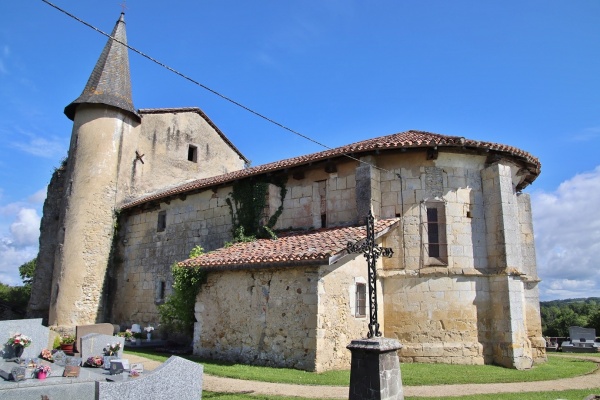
[0,318,204,400]
[561,327,600,353]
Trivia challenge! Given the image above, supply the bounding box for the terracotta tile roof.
[178,217,400,270]
[122,130,540,210]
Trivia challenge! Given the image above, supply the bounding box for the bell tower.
[48,13,139,327]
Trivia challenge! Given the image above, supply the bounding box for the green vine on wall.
[225,176,287,244]
[158,246,206,335]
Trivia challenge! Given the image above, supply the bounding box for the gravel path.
[203,365,600,398]
[130,354,600,398]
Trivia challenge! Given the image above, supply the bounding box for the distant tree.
[0,258,37,320]
[589,310,600,334]
[19,259,36,287]
[540,298,600,337]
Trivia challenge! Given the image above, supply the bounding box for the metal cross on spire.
[120,0,128,13]
[347,211,394,338]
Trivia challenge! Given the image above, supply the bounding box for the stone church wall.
[194,267,320,371]
[111,186,233,327]
[116,110,246,205]
[273,162,358,230]
[384,275,486,365]
[315,254,382,371]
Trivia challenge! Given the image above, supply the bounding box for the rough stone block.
[97,356,203,400]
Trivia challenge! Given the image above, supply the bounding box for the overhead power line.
[41,0,394,174]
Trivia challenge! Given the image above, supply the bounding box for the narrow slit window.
[318,180,327,228]
[355,283,367,318]
[427,208,440,258]
[422,201,448,265]
[155,280,166,304]
[157,211,166,232]
[188,145,198,162]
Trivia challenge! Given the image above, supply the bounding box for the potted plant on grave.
[133,332,144,345]
[59,334,76,354]
[116,329,133,341]
[34,364,51,380]
[6,333,32,359]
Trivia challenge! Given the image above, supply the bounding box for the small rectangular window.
[157,211,166,232]
[188,145,198,163]
[422,201,447,265]
[427,208,440,257]
[355,283,366,317]
[155,279,166,304]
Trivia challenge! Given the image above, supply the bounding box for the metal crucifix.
[347,211,394,338]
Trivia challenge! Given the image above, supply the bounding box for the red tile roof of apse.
[178,218,400,270]
[122,130,541,210]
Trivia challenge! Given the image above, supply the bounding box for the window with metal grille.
[355,283,367,317]
[422,201,447,265]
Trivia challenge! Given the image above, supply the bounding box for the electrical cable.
[41,0,397,175]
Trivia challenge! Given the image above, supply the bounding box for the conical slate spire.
[64,13,139,121]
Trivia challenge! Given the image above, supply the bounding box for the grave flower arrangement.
[144,326,154,333]
[104,342,121,356]
[117,329,133,340]
[6,333,32,348]
[85,356,104,368]
[40,348,55,362]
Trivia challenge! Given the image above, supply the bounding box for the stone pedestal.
[347,337,403,400]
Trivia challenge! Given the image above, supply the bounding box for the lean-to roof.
[178,218,400,270]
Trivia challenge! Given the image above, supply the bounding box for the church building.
[29,13,546,372]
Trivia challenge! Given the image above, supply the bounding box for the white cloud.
[572,126,600,142]
[0,237,37,286]
[0,188,45,285]
[10,128,66,158]
[28,188,47,204]
[532,165,600,300]
[10,208,41,246]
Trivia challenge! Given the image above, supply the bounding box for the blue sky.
[0,1,598,301]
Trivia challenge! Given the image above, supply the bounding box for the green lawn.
[202,388,600,400]
[124,350,597,387]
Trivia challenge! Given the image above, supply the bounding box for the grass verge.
[124,350,597,387]
[203,388,600,400]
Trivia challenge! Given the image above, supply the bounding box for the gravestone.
[75,323,115,354]
[10,366,27,382]
[80,333,124,361]
[97,356,204,400]
[53,350,67,366]
[0,318,50,360]
[569,326,596,345]
[66,356,82,366]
